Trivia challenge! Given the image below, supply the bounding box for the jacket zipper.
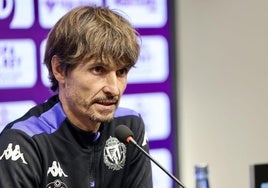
[89,145,95,188]
[89,131,101,188]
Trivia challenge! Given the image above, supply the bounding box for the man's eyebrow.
[87,58,129,69]
[92,62,106,66]
[88,60,107,67]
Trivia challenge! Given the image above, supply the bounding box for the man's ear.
[51,55,66,84]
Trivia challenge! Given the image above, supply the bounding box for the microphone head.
[115,125,134,143]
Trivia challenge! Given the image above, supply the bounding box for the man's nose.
[103,72,120,95]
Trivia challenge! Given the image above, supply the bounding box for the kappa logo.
[47,161,68,178]
[104,136,126,171]
[0,143,27,164]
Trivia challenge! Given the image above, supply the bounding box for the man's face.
[59,58,129,128]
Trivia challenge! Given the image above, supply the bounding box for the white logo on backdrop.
[106,0,167,28]
[120,92,171,141]
[150,149,173,188]
[0,0,13,19]
[0,39,37,89]
[127,36,169,84]
[0,101,36,133]
[38,0,103,28]
[0,0,34,28]
[40,39,50,87]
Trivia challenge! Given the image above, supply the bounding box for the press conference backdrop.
[0,0,178,187]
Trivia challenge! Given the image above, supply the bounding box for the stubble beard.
[82,97,119,123]
[66,85,119,124]
[87,107,115,123]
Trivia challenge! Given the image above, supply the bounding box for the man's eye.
[92,66,104,74]
[117,68,129,77]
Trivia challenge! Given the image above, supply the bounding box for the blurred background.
[1,0,268,188]
[178,1,268,188]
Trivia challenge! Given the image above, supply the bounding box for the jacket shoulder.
[114,107,140,118]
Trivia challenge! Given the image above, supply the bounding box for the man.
[0,6,152,188]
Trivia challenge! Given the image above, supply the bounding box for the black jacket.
[0,95,152,188]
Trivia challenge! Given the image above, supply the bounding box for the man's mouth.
[96,100,117,106]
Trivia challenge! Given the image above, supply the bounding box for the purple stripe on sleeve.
[12,102,66,137]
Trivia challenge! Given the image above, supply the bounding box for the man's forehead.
[84,57,126,69]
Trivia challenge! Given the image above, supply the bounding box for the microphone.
[115,125,186,188]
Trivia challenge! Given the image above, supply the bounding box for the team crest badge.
[46,179,68,188]
[104,136,126,171]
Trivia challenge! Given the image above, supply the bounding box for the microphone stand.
[129,138,186,188]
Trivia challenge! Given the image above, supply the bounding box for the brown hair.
[44,6,140,91]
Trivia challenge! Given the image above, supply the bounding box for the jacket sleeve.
[125,115,153,188]
[0,129,41,188]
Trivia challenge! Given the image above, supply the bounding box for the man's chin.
[90,111,115,123]
[90,116,114,123]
